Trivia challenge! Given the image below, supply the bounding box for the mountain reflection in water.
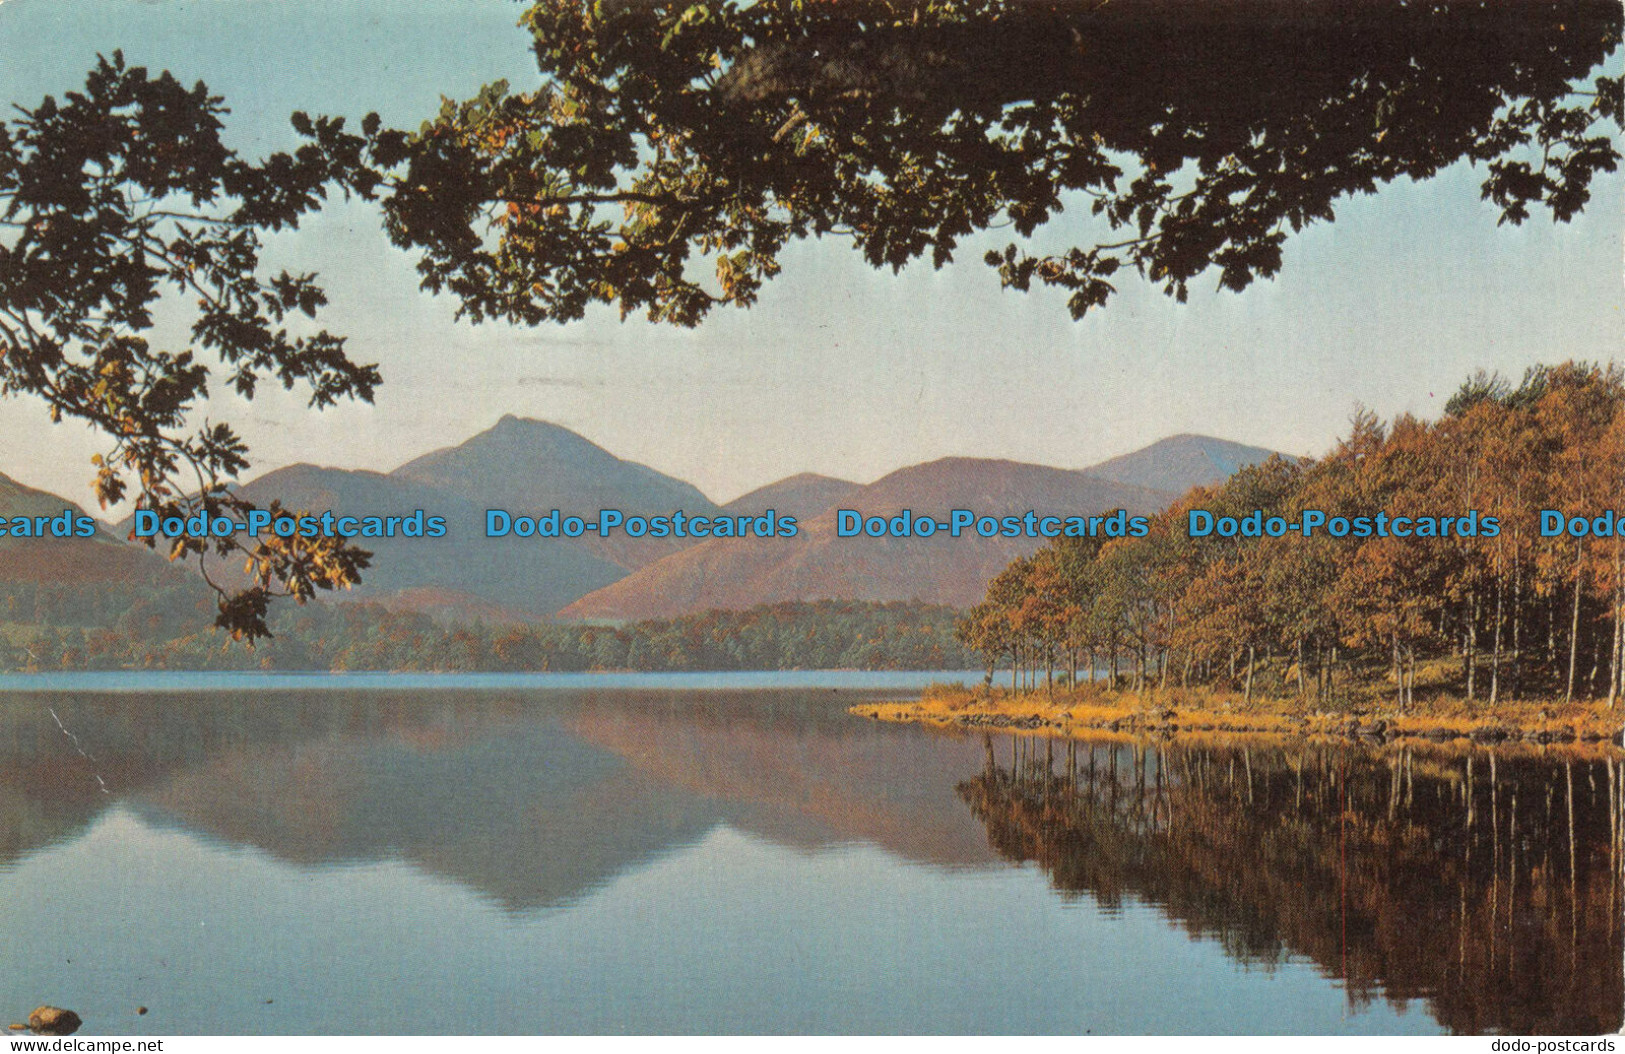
[959,735,1625,1035]
[0,683,1620,1034]
[0,688,998,911]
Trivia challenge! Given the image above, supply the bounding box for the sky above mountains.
[0,0,1619,509]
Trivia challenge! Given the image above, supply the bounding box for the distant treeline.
[960,362,1625,709]
[0,590,974,672]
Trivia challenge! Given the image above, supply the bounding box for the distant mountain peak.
[395,416,621,477]
[1082,434,1287,495]
[489,413,566,434]
[389,415,719,575]
[770,471,850,486]
[722,472,860,521]
[470,413,607,448]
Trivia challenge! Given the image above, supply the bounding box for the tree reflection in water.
[958,736,1624,1035]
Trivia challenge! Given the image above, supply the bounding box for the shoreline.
[851,684,1625,756]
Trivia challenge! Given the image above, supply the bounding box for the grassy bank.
[852,676,1625,753]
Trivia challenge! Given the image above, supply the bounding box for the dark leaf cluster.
[0,53,382,640]
[317,0,1620,326]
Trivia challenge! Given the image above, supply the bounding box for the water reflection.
[1,688,1621,1033]
[958,735,1625,1035]
[0,689,996,910]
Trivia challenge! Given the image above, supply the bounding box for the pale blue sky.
[0,0,1620,507]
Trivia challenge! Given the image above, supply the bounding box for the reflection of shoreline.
[957,735,1625,1035]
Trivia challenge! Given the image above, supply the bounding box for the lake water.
[0,672,1619,1035]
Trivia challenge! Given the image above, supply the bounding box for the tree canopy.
[353,0,1622,323]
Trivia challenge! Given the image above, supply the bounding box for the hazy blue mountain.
[563,458,1172,620]
[0,472,167,584]
[4,424,1285,623]
[721,472,860,522]
[1081,434,1288,495]
[235,463,626,618]
[392,415,719,570]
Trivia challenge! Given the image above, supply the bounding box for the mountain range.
[0,473,171,586]
[7,422,1284,621]
[560,458,1170,619]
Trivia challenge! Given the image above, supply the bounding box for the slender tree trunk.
[1393,629,1404,711]
[1491,557,1505,704]
[1511,557,1524,699]
[1466,589,1478,701]
[1549,590,1559,667]
[1611,544,1623,708]
[1244,644,1255,704]
[1566,557,1583,704]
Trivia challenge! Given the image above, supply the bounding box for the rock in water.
[28,1007,82,1036]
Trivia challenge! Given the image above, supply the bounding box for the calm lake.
[0,672,1619,1035]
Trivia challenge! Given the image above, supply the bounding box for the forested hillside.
[958,363,1625,710]
[0,593,972,673]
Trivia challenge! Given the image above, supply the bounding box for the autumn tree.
[1530,364,1625,702]
[1014,547,1078,694]
[970,363,1625,711]
[958,560,1027,691]
[0,55,381,640]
